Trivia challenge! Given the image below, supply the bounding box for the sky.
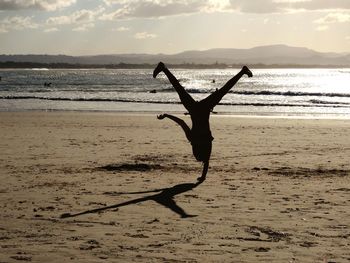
[0,0,349,55]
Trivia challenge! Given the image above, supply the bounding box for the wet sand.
[0,111,349,262]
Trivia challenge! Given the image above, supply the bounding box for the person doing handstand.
[153,62,253,182]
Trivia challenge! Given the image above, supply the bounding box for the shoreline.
[1,108,350,120]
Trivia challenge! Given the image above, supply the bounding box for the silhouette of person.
[153,62,253,182]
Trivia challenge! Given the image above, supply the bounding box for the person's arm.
[197,161,209,182]
[157,114,191,142]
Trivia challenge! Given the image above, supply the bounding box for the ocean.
[1,68,350,117]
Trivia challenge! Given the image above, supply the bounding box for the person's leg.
[153,62,196,112]
[201,66,252,110]
[197,161,209,182]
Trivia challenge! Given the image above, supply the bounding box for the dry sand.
[0,111,349,262]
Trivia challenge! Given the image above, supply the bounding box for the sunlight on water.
[0,68,350,116]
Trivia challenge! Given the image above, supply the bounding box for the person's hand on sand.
[157,114,167,120]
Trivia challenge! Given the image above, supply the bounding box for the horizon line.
[1,44,349,57]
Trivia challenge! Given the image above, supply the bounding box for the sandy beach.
[0,111,349,262]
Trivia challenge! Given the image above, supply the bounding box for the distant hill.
[1,45,349,67]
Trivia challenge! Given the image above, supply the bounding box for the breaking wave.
[2,95,350,108]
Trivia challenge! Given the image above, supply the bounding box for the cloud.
[72,23,94,32]
[314,12,350,24]
[315,25,329,31]
[46,7,104,31]
[99,0,350,20]
[115,26,130,31]
[313,11,349,32]
[228,0,350,14]
[134,31,157,39]
[44,27,59,32]
[229,0,281,14]
[0,0,76,11]
[47,8,102,25]
[290,0,350,11]
[47,15,71,25]
[0,16,38,33]
[100,0,211,20]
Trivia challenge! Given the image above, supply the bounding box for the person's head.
[192,141,212,162]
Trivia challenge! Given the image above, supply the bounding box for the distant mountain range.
[1,45,349,67]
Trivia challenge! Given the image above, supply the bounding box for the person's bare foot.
[242,66,253,78]
[153,62,165,78]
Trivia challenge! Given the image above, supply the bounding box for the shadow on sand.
[60,180,203,219]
